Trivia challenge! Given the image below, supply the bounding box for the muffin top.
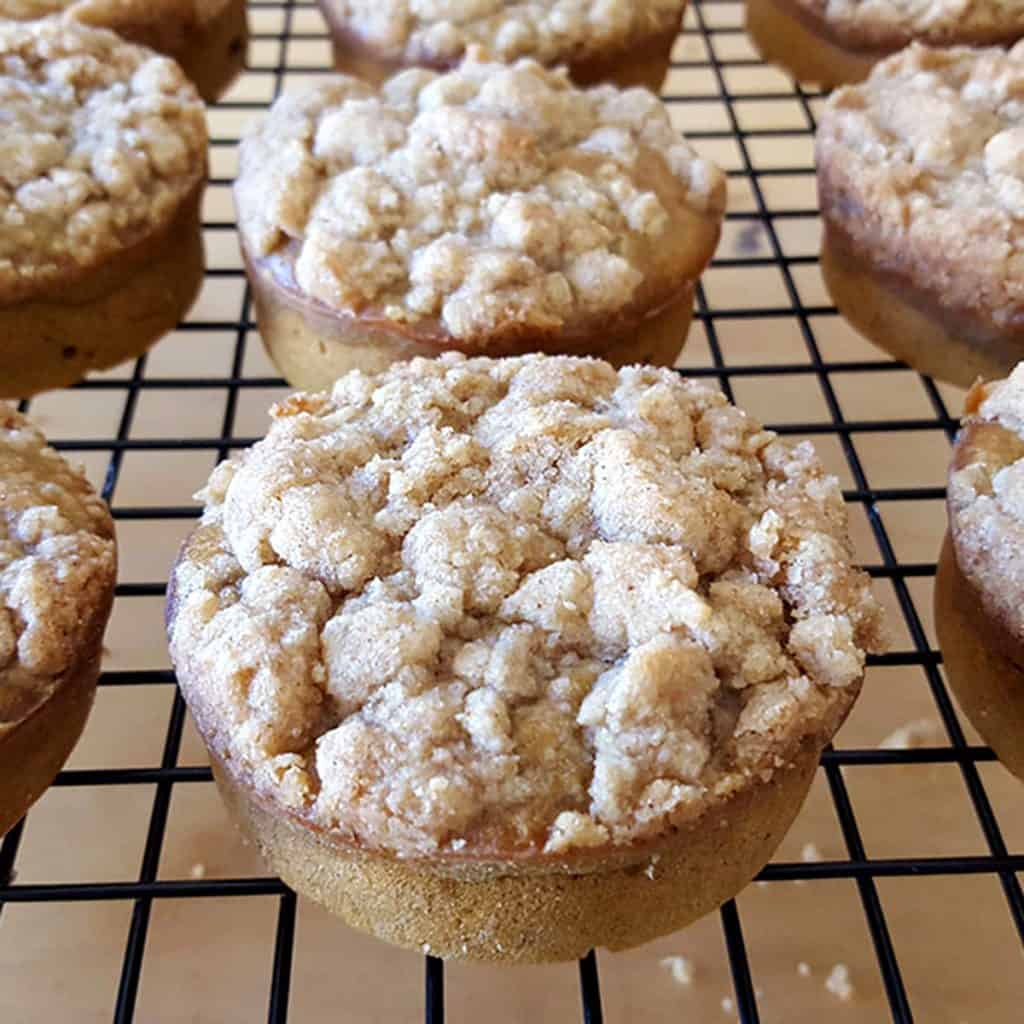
[236,52,724,347]
[0,18,207,304]
[0,408,116,730]
[168,354,884,860]
[948,365,1024,650]
[319,0,686,67]
[817,42,1024,330]
[797,0,1024,49]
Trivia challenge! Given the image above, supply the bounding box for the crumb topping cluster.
[235,51,724,344]
[801,0,1024,48]
[948,365,1024,645]
[817,42,1024,329]
[0,19,207,304]
[320,0,686,66]
[0,408,116,727]
[169,354,884,858]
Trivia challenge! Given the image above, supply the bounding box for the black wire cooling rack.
[3,1,1024,1021]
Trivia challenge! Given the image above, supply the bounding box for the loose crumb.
[879,718,944,750]
[721,996,735,1014]
[825,963,854,1002]
[659,955,694,987]
[797,961,812,978]
[189,862,206,879]
[801,841,823,862]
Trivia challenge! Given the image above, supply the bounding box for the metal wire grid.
[1,1,1023,1020]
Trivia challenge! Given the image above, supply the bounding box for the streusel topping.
[0,18,207,304]
[0,408,116,727]
[1,0,69,17]
[802,0,1019,48]
[321,0,685,66]
[817,42,1024,329]
[948,365,1024,643]
[798,0,1023,48]
[235,51,725,344]
[169,354,884,858]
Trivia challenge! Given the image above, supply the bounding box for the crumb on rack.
[659,955,694,987]
[189,862,206,879]
[825,963,854,1002]
[721,995,735,1014]
[879,718,944,750]
[801,842,823,862]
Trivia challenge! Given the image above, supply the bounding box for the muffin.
[747,0,1024,88]
[2,0,248,102]
[235,52,725,392]
[314,0,688,91]
[167,353,885,962]
[0,408,117,837]
[816,43,1024,388]
[936,368,1024,781]
[0,19,208,398]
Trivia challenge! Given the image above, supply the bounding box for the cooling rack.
[2,1,1024,1021]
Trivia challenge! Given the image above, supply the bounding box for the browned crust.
[241,189,719,356]
[819,224,1024,387]
[314,1,685,90]
[244,240,697,385]
[746,0,887,86]
[819,173,1024,344]
[212,739,820,961]
[0,580,114,837]
[947,417,1024,664]
[250,258,694,388]
[166,539,859,871]
[0,180,204,397]
[779,0,1024,53]
[934,535,1024,782]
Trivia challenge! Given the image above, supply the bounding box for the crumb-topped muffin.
[315,0,688,91]
[937,367,1024,780]
[235,52,725,390]
[167,353,885,961]
[747,0,1024,87]
[1,0,248,101]
[0,18,207,397]
[816,42,1024,387]
[0,408,116,836]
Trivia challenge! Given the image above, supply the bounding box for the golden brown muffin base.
[248,250,696,390]
[934,536,1024,781]
[745,0,885,87]
[73,0,248,102]
[211,743,819,962]
[820,226,1024,388]
[0,654,101,838]
[0,183,204,399]
[315,6,683,92]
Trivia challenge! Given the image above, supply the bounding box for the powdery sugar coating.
[235,52,725,344]
[0,408,115,727]
[0,19,207,304]
[948,365,1024,647]
[817,42,1024,330]
[797,0,1023,49]
[169,354,884,859]
[321,0,685,66]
